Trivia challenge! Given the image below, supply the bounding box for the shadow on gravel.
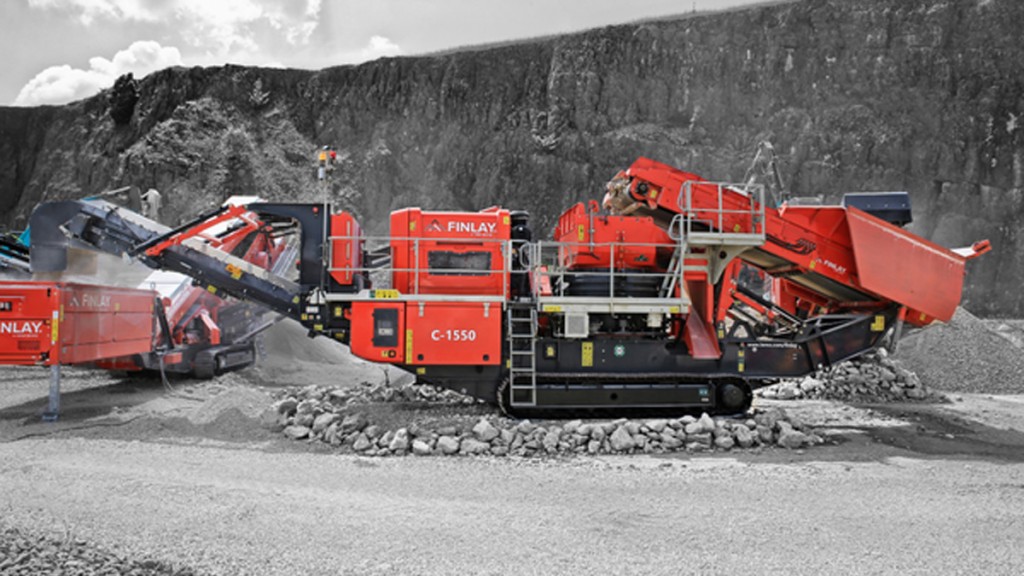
[853,403,1024,463]
[0,375,171,425]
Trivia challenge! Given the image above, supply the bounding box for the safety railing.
[677,181,767,245]
[324,234,700,306]
[528,239,697,302]
[324,234,518,302]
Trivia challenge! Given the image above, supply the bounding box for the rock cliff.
[0,0,1020,316]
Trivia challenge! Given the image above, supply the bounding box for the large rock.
[311,412,339,434]
[687,433,712,448]
[461,438,491,455]
[282,425,310,440]
[714,435,735,450]
[645,419,667,433]
[542,431,561,453]
[472,419,500,442]
[412,439,432,456]
[352,433,372,452]
[777,429,811,450]
[734,425,755,448]
[437,436,461,455]
[697,413,716,434]
[755,408,787,431]
[389,428,410,452]
[274,398,298,415]
[609,426,636,452]
[799,377,823,393]
[661,435,684,450]
[339,413,368,434]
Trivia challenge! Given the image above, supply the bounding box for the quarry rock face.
[0,0,1020,315]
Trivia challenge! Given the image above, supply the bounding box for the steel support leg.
[42,364,61,422]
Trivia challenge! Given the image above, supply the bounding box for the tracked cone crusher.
[28,158,989,417]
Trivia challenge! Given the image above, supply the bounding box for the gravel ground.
[1,437,1023,576]
[2,311,1024,576]
[897,308,1024,394]
[0,521,196,575]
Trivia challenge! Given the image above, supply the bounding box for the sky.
[0,0,769,107]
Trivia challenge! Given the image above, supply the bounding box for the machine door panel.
[350,302,405,364]
[406,302,501,365]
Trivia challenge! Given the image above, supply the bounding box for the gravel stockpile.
[266,382,823,455]
[897,307,1024,394]
[757,350,939,403]
[0,523,198,576]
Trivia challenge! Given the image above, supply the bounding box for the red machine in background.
[0,282,157,368]
[29,158,989,416]
[96,201,292,378]
[2,199,291,419]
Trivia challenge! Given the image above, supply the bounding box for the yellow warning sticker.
[375,289,400,299]
[542,305,563,313]
[581,342,593,367]
[405,329,413,364]
[870,315,885,332]
[577,224,585,242]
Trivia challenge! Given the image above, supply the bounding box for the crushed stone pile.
[246,319,408,389]
[0,522,197,576]
[265,381,822,456]
[757,349,938,403]
[896,307,1024,394]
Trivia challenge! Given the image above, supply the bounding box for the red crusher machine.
[28,158,989,416]
[2,199,292,419]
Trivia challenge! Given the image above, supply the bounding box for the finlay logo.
[69,293,112,309]
[445,221,497,235]
[425,218,498,236]
[0,321,43,335]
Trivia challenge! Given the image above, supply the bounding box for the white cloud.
[14,40,182,106]
[29,0,324,52]
[357,36,402,62]
[27,0,159,25]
